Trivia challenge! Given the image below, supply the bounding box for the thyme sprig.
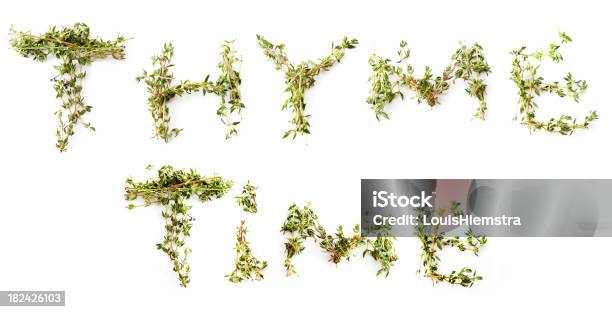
[416,201,487,287]
[125,165,233,287]
[363,231,399,277]
[9,23,127,152]
[137,41,244,142]
[281,203,398,277]
[226,220,268,283]
[510,31,598,135]
[256,35,359,139]
[367,41,491,120]
[235,181,257,213]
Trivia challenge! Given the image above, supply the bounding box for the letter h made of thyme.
[137,41,245,142]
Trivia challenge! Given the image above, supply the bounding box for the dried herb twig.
[235,181,257,213]
[9,23,127,152]
[510,31,598,135]
[226,220,268,283]
[281,203,398,277]
[368,41,491,120]
[256,35,358,139]
[137,41,244,142]
[416,201,487,287]
[124,165,232,287]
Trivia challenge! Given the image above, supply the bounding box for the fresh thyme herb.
[510,31,598,135]
[367,41,491,120]
[363,232,399,277]
[416,201,487,287]
[124,165,233,287]
[256,35,359,139]
[137,41,244,142]
[281,203,398,277]
[226,220,268,283]
[9,23,127,152]
[235,181,257,213]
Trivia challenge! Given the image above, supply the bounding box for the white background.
[1,0,611,310]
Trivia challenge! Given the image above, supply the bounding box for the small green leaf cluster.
[137,41,244,142]
[235,181,257,213]
[125,165,233,287]
[281,203,398,277]
[367,41,491,121]
[256,35,358,139]
[416,201,487,287]
[510,31,598,135]
[226,220,268,283]
[9,23,127,152]
[362,229,399,277]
